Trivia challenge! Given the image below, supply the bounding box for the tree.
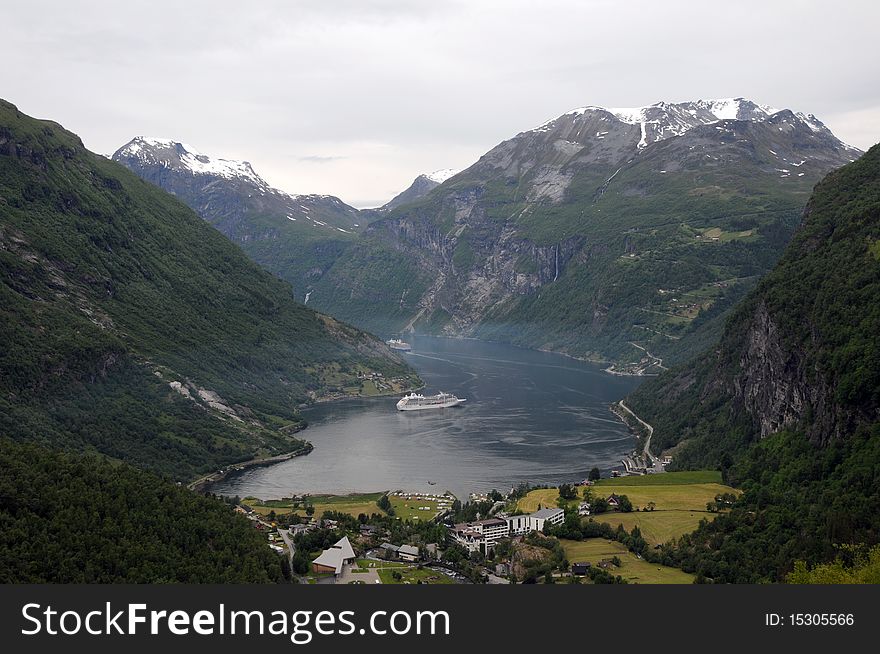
[589,467,601,482]
[618,495,633,512]
[305,504,315,517]
[376,494,395,516]
[488,489,503,502]
[558,483,578,500]
[591,497,609,514]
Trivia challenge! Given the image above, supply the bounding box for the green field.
[377,567,454,585]
[516,488,565,513]
[243,492,385,519]
[387,493,452,521]
[594,471,722,486]
[589,483,735,512]
[516,472,738,544]
[560,539,694,584]
[242,490,452,522]
[355,559,406,569]
[588,510,711,545]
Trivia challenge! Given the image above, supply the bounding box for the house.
[359,524,379,537]
[311,536,356,576]
[577,502,591,516]
[606,494,621,509]
[398,544,419,562]
[289,523,313,536]
[380,543,400,558]
[448,525,486,554]
[571,562,591,576]
[449,517,510,553]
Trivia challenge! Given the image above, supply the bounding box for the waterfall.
[554,245,559,281]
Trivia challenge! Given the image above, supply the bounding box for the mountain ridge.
[308,97,860,366]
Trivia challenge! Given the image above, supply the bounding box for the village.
[235,470,738,584]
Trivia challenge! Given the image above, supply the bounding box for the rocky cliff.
[628,143,880,466]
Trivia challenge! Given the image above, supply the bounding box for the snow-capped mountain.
[115,137,269,186]
[528,98,854,152]
[113,137,364,300]
[381,168,462,210]
[424,168,461,184]
[113,137,362,233]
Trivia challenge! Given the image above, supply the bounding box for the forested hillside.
[628,144,880,581]
[0,439,285,583]
[0,99,419,480]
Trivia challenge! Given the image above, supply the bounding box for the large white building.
[449,508,565,553]
[507,507,564,535]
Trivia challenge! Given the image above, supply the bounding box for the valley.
[2,93,878,587]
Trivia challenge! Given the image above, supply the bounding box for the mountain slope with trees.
[0,439,285,583]
[0,99,418,480]
[627,144,880,581]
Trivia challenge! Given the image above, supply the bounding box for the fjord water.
[213,337,643,500]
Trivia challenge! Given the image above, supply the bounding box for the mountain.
[307,98,860,367]
[626,144,880,581]
[382,168,462,210]
[1,99,418,481]
[113,137,365,301]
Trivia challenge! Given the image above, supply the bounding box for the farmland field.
[560,539,694,584]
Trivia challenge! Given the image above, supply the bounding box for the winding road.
[618,399,656,465]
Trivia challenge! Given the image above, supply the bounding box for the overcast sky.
[2,0,878,207]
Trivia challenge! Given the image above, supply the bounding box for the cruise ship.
[396,392,466,411]
[386,338,412,352]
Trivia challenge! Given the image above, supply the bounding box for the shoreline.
[188,442,313,493]
[408,331,653,378]
[192,381,425,494]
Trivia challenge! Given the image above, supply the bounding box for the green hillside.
[0,99,419,480]
[0,439,285,583]
[627,144,880,581]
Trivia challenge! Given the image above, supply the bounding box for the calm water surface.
[212,337,643,500]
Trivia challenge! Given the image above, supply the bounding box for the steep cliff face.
[629,143,880,466]
[311,99,859,365]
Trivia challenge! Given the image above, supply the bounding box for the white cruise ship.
[396,392,466,411]
[386,338,412,352]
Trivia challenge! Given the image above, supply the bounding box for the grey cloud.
[1,0,878,208]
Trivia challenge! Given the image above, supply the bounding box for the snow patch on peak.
[424,168,460,184]
[116,137,268,187]
[528,98,796,149]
